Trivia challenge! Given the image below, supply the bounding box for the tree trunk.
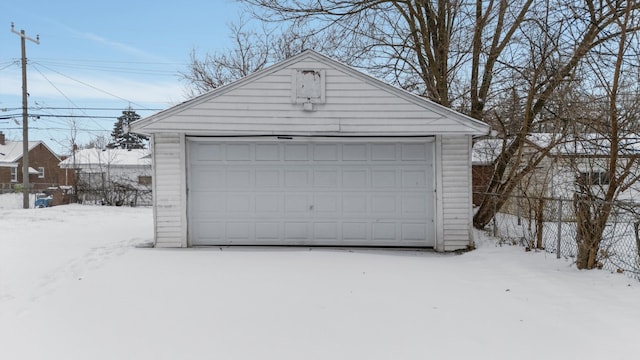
[574,195,609,269]
[473,192,511,229]
[535,197,544,249]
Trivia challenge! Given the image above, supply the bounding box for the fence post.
[556,198,563,259]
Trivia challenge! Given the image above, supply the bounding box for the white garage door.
[187,138,435,247]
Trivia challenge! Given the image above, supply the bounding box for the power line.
[30,62,152,110]
[1,106,163,111]
[2,126,109,132]
[34,60,178,76]
[33,57,186,66]
[31,63,108,132]
[1,113,121,119]
[0,61,19,71]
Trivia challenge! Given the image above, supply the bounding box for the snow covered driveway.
[1,202,639,359]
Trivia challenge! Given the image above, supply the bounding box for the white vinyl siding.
[136,56,489,137]
[440,135,474,251]
[152,133,187,247]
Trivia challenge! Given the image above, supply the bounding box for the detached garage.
[131,50,490,251]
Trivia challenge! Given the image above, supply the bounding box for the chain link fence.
[75,178,152,207]
[477,193,640,280]
[76,188,152,207]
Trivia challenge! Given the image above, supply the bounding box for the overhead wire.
[34,59,178,76]
[31,61,152,110]
[31,63,110,135]
[0,61,19,71]
[3,127,109,132]
[1,106,163,111]
[2,55,175,150]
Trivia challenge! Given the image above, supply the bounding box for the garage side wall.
[152,133,187,247]
[440,135,474,251]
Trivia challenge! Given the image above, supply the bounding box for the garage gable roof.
[131,50,490,136]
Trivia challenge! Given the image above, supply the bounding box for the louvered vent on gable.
[292,69,325,110]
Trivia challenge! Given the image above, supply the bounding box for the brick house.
[0,131,64,193]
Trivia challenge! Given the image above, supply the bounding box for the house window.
[578,171,609,186]
[10,167,17,182]
[38,167,45,179]
[138,175,152,186]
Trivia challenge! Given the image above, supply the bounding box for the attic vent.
[292,69,325,108]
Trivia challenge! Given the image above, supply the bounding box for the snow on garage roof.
[59,148,151,168]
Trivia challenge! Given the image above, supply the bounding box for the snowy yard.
[1,194,639,359]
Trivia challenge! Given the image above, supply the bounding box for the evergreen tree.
[107,108,148,149]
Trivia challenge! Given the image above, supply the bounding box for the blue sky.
[1,0,244,153]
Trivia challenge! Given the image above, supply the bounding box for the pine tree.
[107,108,148,149]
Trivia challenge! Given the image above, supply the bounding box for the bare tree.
[183,1,640,229]
[180,17,339,96]
[179,18,272,96]
[81,134,110,150]
[569,0,640,269]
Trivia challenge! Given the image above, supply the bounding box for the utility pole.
[11,22,39,209]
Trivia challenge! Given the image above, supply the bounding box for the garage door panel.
[401,223,427,241]
[313,222,338,239]
[226,144,251,161]
[284,144,309,161]
[343,195,367,213]
[255,194,281,213]
[401,170,427,187]
[255,169,280,187]
[190,192,225,213]
[285,170,309,187]
[371,143,397,160]
[188,140,435,247]
[342,169,368,187]
[401,196,426,213]
[342,222,367,240]
[227,193,251,212]
[191,168,225,188]
[314,144,339,160]
[372,223,396,241]
[285,194,310,213]
[313,194,339,212]
[314,170,338,187]
[227,222,251,240]
[371,195,397,213]
[342,144,367,161]
[255,222,280,240]
[193,143,223,161]
[402,143,428,160]
[191,222,224,245]
[227,170,252,187]
[372,170,396,187]
[285,222,309,239]
[256,144,279,160]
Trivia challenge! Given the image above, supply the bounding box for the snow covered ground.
[1,193,639,360]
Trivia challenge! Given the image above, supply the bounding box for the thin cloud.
[79,32,171,63]
[0,69,184,107]
[49,21,172,63]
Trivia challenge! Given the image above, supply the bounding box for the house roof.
[473,133,640,165]
[472,139,504,165]
[0,140,59,166]
[59,148,152,168]
[131,50,491,137]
